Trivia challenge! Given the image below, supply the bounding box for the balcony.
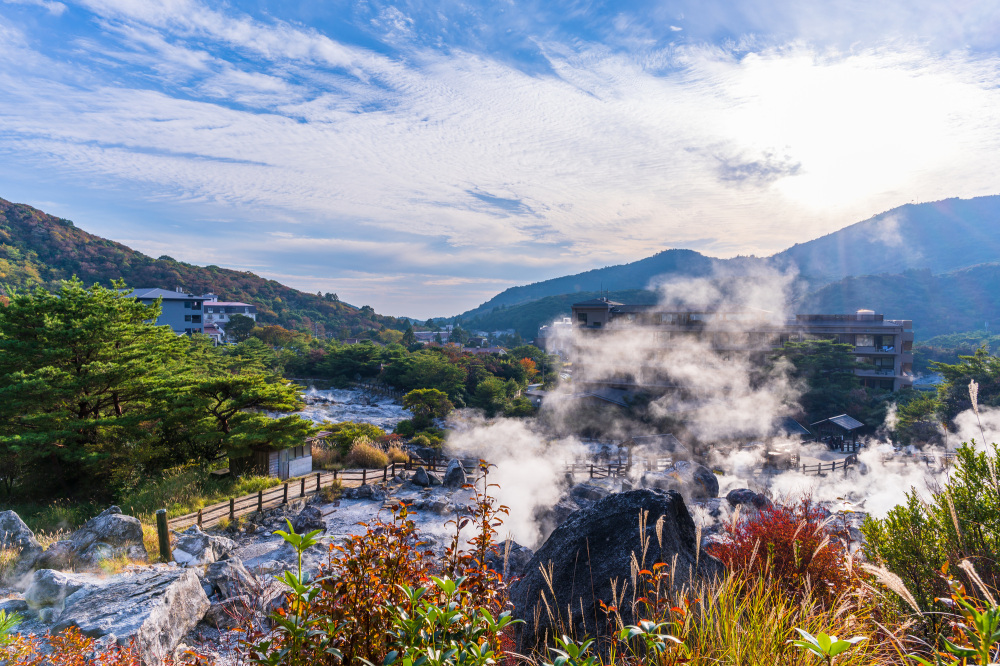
[857,368,896,376]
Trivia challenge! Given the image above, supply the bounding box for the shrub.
[321,479,343,502]
[310,442,341,470]
[394,419,416,437]
[386,446,409,464]
[326,421,387,455]
[410,433,431,448]
[708,497,856,604]
[345,440,389,469]
[2,625,202,664]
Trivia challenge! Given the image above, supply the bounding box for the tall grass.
[346,441,389,469]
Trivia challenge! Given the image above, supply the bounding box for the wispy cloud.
[0,0,998,315]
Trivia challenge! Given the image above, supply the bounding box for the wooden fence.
[799,456,857,475]
[351,380,405,401]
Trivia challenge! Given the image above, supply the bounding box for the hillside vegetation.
[0,197,406,337]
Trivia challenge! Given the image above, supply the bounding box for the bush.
[310,442,341,470]
[321,479,343,502]
[394,419,416,437]
[345,440,389,469]
[326,421,387,455]
[708,497,856,604]
[387,446,409,464]
[2,624,202,664]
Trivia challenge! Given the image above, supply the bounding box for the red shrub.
[3,627,206,665]
[707,497,855,603]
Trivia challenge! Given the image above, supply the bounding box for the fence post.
[229,498,235,522]
[283,483,288,504]
[300,477,306,497]
[334,469,338,480]
[197,509,203,528]
[257,490,263,513]
[383,466,388,482]
[316,472,321,491]
[156,509,172,563]
[362,468,367,485]
[589,464,594,479]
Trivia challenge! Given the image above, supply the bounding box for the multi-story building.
[570,298,913,392]
[127,288,257,340]
[127,287,207,335]
[202,297,258,333]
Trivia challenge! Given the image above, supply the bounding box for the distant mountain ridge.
[448,194,1000,340]
[0,198,405,337]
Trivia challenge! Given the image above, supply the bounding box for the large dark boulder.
[510,489,721,654]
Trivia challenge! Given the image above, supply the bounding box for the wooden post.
[362,468,367,485]
[197,509,203,528]
[257,490,263,513]
[300,477,306,497]
[316,472,321,491]
[383,466,388,482]
[589,464,594,479]
[333,468,338,480]
[229,498,235,522]
[283,483,288,504]
[156,509,172,563]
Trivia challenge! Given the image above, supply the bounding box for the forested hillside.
[0,198,406,338]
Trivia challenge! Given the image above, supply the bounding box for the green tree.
[401,325,417,348]
[0,279,194,495]
[932,346,1000,425]
[402,388,455,428]
[470,376,510,417]
[224,313,256,342]
[775,339,861,422]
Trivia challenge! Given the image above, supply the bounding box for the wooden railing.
[799,456,857,475]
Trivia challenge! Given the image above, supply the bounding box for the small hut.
[810,414,864,452]
[229,443,313,480]
[774,416,812,440]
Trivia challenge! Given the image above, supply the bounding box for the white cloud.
[0,1,999,315]
[2,0,66,16]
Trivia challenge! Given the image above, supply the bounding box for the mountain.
[445,194,1000,339]
[454,249,726,321]
[772,195,1000,282]
[0,198,405,337]
[799,263,1000,339]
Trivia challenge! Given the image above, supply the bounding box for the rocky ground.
[0,455,869,665]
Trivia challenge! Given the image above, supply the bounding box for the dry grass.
[386,446,409,464]
[321,480,344,502]
[346,441,389,469]
[311,442,342,470]
[0,548,18,583]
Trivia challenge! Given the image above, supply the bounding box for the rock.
[641,462,719,500]
[0,510,43,577]
[54,569,210,666]
[621,478,634,492]
[726,488,771,511]
[291,506,326,534]
[343,484,388,501]
[171,526,237,567]
[443,459,467,488]
[34,540,76,571]
[570,483,609,503]
[204,595,251,630]
[70,506,146,554]
[74,543,116,572]
[486,540,534,579]
[510,489,721,654]
[23,569,100,615]
[205,559,256,599]
[0,598,28,615]
[429,499,451,515]
[411,466,431,487]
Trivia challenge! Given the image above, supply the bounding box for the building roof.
[573,298,623,307]
[775,416,811,437]
[125,288,201,300]
[810,414,865,431]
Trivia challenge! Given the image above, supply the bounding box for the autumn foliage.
[707,498,856,603]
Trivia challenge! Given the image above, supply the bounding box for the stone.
[443,459,467,488]
[291,506,326,534]
[570,483,610,503]
[641,462,719,500]
[171,525,237,567]
[54,569,210,666]
[33,540,75,571]
[343,483,388,501]
[411,466,431,487]
[204,595,251,630]
[0,510,43,577]
[74,543,116,572]
[726,488,772,511]
[23,569,101,615]
[620,478,634,492]
[0,598,28,615]
[205,559,256,600]
[486,540,534,579]
[429,499,451,515]
[510,489,721,654]
[70,506,146,554]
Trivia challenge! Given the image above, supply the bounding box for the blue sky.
[1,0,999,317]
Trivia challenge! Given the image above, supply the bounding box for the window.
[577,313,587,324]
[184,301,191,309]
[659,313,678,324]
[192,302,201,310]
[184,315,192,322]
[191,315,201,323]
[856,334,874,347]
